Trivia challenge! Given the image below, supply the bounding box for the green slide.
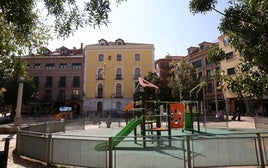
[95,117,142,151]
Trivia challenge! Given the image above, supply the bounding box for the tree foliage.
[226,61,268,99]
[207,47,226,64]
[189,0,268,71]
[0,0,126,104]
[168,60,201,101]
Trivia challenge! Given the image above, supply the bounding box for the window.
[45,77,53,87]
[34,77,39,88]
[223,37,229,46]
[60,49,68,55]
[135,54,140,61]
[134,68,141,79]
[99,39,108,45]
[34,63,41,69]
[115,68,122,80]
[98,54,104,61]
[44,90,52,100]
[73,76,80,87]
[72,63,81,68]
[207,83,213,93]
[116,101,122,110]
[116,54,122,61]
[115,39,124,45]
[205,57,211,65]
[200,44,205,51]
[227,67,235,75]
[40,49,50,55]
[97,68,104,80]
[97,84,103,98]
[206,70,211,79]
[59,76,66,87]
[115,83,122,97]
[108,56,111,60]
[46,63,54,69]
[226,52,234,60]
[198,72,202,78]
[58,90,65,100]
[60,63,67,69]
[192,60,202,68]
[72,90,79,99]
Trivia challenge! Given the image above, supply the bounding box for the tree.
[144,72,173,102]
[168,60,201,101]
[0,0,125,75]
[189,0,268,72]
[0,0,125,106]
[226,61,268,115]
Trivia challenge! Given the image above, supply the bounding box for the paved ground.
[0,116,263,168]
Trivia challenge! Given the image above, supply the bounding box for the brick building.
[23,44,84,115]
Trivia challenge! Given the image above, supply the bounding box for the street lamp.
[14,76,25,126]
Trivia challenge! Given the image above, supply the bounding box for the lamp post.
[14,76,25,126]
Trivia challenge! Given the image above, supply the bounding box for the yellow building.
[83,38,154,116]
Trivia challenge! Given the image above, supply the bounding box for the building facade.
[181,41,224,114]
[155,55,184,84]
[24,44,84,115]
[83,38,154,116]
[218,35,242,115]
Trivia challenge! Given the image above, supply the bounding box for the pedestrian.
[231,107,241,121]
[216,109,224,121]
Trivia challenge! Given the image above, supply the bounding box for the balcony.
[114,93,123,98]
[96,75,104,80]
[133,74,140,80]
[72,94,80,100]
[57,94,66,100]
[95,92,103,98]
[115,74,123,80]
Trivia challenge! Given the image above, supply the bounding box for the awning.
[123,101,134,112]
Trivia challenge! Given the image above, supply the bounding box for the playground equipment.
[95,77,199,150]
[95,101,199,150]
[95,117,142,151]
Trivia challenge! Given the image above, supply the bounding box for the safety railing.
[16,121,268,168]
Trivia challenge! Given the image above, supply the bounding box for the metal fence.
[254,117,268,129]
[16,121,268,168]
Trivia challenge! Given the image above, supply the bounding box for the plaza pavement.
[0,116,261,167]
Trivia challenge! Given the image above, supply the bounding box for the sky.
[47,0,230,60]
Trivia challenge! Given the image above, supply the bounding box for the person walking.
[231,107,241,121]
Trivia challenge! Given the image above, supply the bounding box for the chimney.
[73,47,76,55]
[80,43,83,49]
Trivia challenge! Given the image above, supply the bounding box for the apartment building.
[155,55,184,84]
[83,38,154,116]
[24,44,84,115]
[218,35,242,115]
[181,41,224,114]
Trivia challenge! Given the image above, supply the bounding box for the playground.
[50,114,267,168]
[13,106,268,168]
[12,78,268,167]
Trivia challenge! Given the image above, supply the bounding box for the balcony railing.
[95,92,103,98]
[133,74,140,80]
[114,93,123,98]
[115,74,123,80]
[72,94,80,100]
[96,75,104,80]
